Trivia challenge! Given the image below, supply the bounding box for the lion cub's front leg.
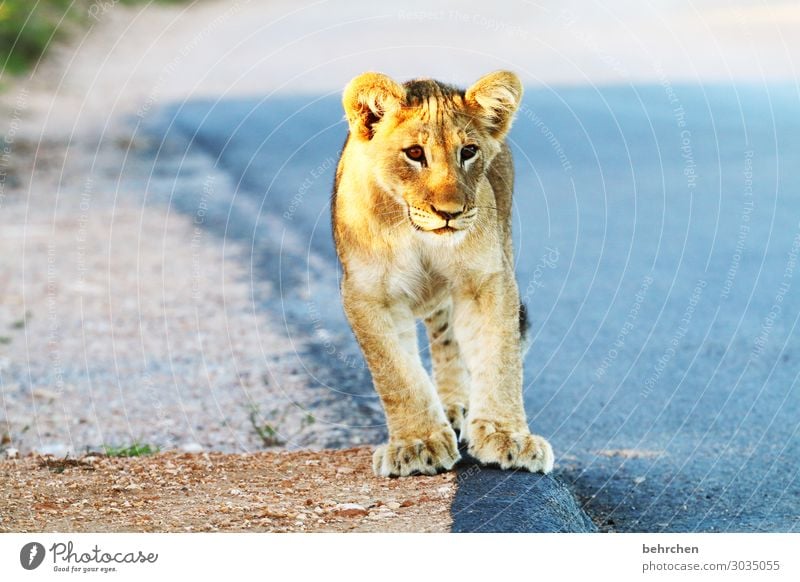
[342,283,460,477]
[424,298,470,432]
[453,271,554,473]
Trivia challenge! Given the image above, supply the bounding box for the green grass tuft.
[103,442,158,457]
[0,1,84,76]
[248,405,316,448]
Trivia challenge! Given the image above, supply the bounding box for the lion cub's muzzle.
[407,204,477,235]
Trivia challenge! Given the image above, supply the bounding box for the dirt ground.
[0,448,455,532]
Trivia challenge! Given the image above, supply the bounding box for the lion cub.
[332,71,554,477]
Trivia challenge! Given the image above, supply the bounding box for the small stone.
[229,488,243,496]
[336,467,355,475]
[386,501,401,510]
[32,388,60,400]
[332,503,368,518]
[4,448,18,459]
[180,443,203,453]
[400,499,414,507]
[368,511,397,520]
[38,443,68,456]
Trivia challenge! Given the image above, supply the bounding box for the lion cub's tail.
[519,303,532,357]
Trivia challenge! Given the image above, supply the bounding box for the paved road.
[142,82,800,531]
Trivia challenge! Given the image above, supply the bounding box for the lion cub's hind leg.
[425,298,470,433]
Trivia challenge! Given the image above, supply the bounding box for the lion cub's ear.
[343,72,406,141]
[465,71,523,139]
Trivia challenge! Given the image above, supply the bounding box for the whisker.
[374,210,405,219]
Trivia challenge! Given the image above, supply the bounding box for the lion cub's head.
[342,71,522,237]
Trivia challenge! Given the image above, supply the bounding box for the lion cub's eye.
[404,145,426,166]
[460,144,479,164]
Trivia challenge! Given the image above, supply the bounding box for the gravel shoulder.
[0,132,375,456]
[0,448,455,532]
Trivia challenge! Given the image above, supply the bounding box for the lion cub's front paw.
[465,419,554,473]
[372,425,461,477]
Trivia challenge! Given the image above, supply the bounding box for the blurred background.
[1,0,798,532]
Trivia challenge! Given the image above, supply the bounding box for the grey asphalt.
[139,81,800,532]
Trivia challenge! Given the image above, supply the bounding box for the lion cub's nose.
[430,203,465,220]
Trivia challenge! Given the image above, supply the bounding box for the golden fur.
[332,71,554,477]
